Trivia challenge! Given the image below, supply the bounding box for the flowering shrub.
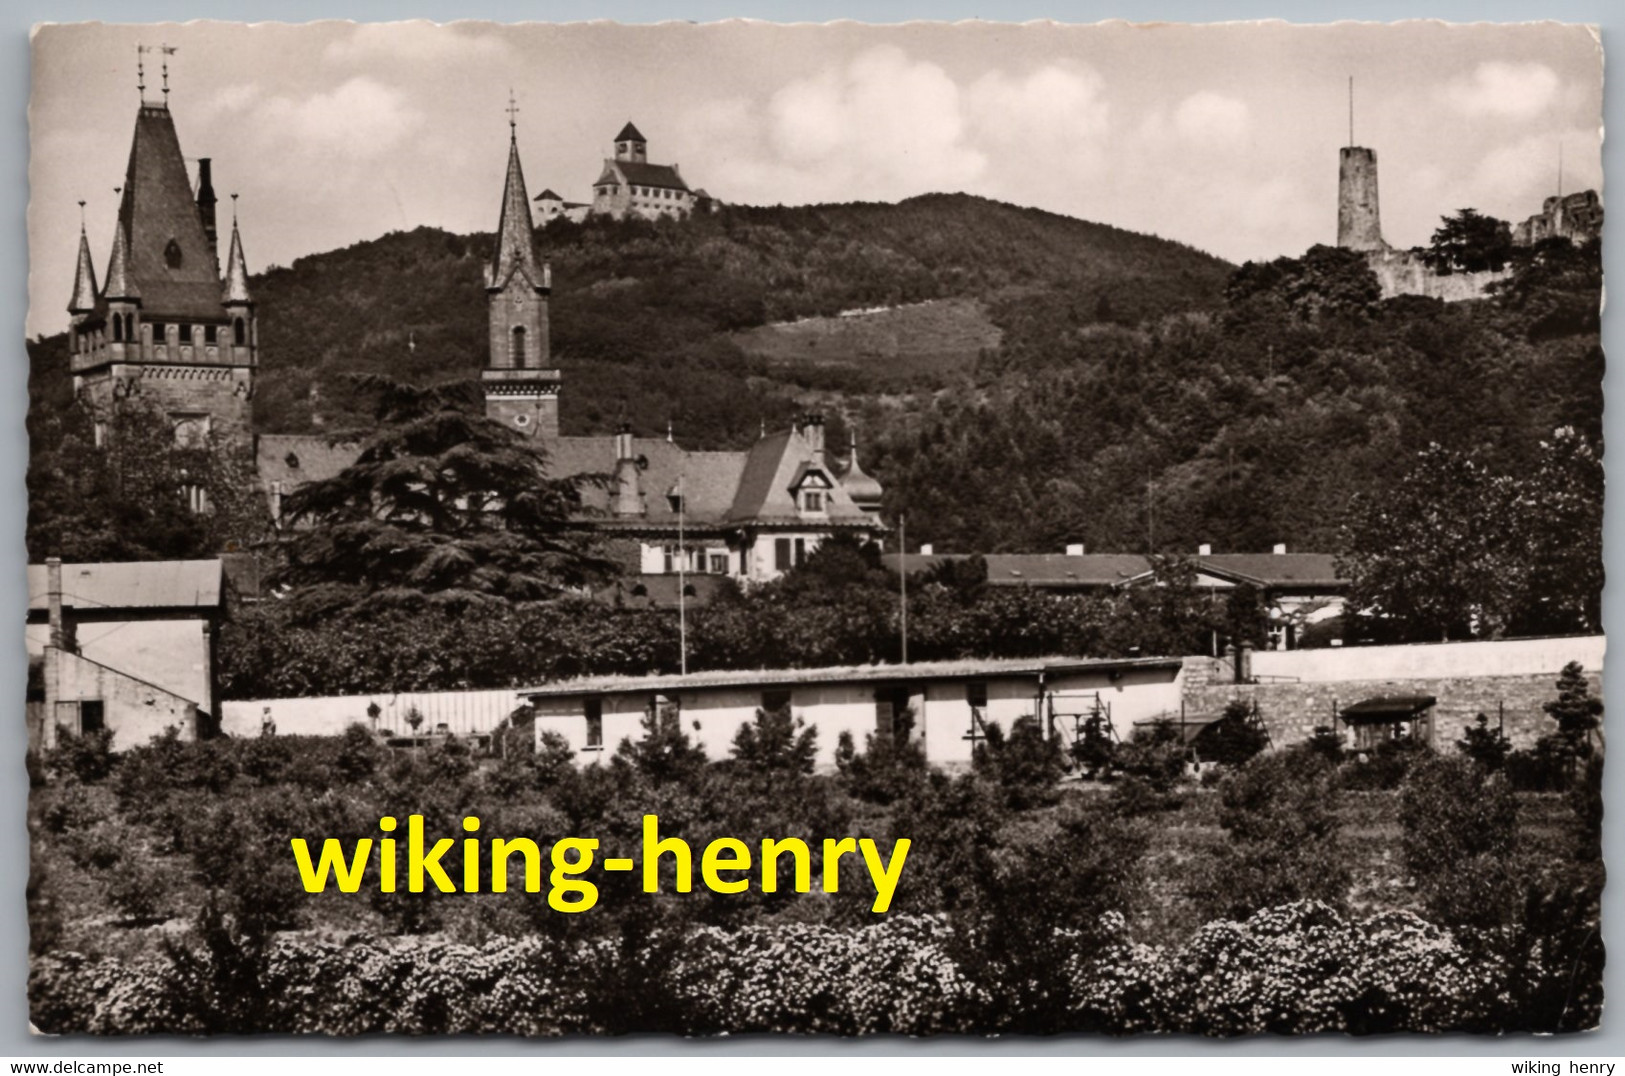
[32,902,1539,1036]
[669,915,986,1034]
[1071,901,1492,1035]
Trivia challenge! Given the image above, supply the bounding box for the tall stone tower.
[1337,146,1385,251]
[68,90,257,452]
[482,108,559,439]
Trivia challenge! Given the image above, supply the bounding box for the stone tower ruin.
[1337,146,1385,252]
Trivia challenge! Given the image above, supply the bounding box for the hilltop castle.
[67,87,881,587]
[1334,136,1601,301]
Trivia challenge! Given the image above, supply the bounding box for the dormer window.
[802,489,825,513]
[164,238,183,269]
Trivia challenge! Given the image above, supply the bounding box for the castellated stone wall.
[1364,248,1511,302]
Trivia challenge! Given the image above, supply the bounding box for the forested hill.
[243,193,1233,440]
[27,195,1602,560]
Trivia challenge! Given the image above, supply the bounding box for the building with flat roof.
[521,654,1185,770]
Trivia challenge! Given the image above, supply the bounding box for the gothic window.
[112,317,123,342]
[233,318,246,346]
[512,325,527,368]
[124,314,134,341]
[179,323,193,344]
[163,238,183,268]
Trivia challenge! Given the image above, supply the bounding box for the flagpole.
[678,475,687,676]
[899,513,908,665]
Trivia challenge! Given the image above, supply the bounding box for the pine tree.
[276,375,612,616]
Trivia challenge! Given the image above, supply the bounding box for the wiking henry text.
[290,813,911,913]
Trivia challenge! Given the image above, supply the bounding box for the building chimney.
[45,557,65,650]
[919,543,934,556]
[1273,543,1287,555]
[196,158,218,251]
[1065,543,1085,556]
[1198,543,1213,556]
[798,413,826,458]
[611,423,643,517]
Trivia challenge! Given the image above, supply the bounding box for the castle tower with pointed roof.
[591,120,695,221]
[482,111,560,439]
[68,92,257,451]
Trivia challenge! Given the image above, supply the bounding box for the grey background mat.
[1,0,1618,1056]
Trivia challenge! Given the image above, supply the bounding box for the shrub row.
[30,902,1545,1036]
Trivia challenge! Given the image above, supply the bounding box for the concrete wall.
[1250,635,1604,682]
[1185,636,1604,750]
[221,689,522,739]
[26,619,212,713]
[47,650,199,751]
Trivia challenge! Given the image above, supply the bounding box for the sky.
[27,19,1603,337]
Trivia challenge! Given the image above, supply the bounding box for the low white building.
[522,655,1185,770]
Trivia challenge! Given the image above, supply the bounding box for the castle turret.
[1337,146,1384,251]
[74,88,255,452]
[482,102,560,439]
[222,208,256,365]
[69,222,99,318]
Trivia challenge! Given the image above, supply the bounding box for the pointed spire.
[69,203,98,314]
[223,196,251,305]
[486,111,544,291]
[103,222,139,301]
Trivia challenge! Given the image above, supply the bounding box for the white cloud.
[240,77,422,158]
[1172,91,1250,146]
[1441,61,1562,119]
[762,46,984,198]
[321,21,513,66]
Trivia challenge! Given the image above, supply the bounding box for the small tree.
[730,703,818,775]
[1399,754,1518,930]
[1198,749,1350,920]
[1199,699,1271,767]
[1456,713,1511,771]
[1424,208,1514,274]
[1544,661,1601,756]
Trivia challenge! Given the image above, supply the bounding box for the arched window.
[512,325,527,368]
[233,318,246,346]
[112,316,123,342]
[124,314,134,342]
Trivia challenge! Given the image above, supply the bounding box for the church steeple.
[481,97,559,439]
[68,214,99,315]
[485,114,548,294]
